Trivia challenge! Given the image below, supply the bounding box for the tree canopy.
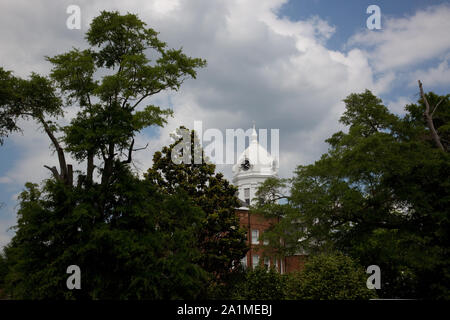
[145,127,248,286]
[0,11,220,300]
[254,89,450,299]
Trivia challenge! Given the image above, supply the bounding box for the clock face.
[241,159,250,171]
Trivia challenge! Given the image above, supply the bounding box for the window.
[264,257,270,269]
[252,254,259,268]
[244,188,250,205]
[251,229,259,244]
[240,256,247,269]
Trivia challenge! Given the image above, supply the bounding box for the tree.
[145,127,248,286]
[0,250,7,298]
[2,11,208,299]
[255,89,450,299]
[285,252,376,300]
[1,10,205,187]
[0,68,21,145]
[417,80,448,151]
[4,172,208,299]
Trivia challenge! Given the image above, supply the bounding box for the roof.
[232,124,278,180]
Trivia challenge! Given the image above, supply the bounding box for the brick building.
[232,125,306,273]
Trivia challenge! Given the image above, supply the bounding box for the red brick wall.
[285,255,307,273]
[236,208,306,273]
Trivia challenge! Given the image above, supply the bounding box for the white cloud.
[1,0,450,248]
[409,58,450,87]
[349,4,450,72]
[1,0,448,185]
[386,96,414,115]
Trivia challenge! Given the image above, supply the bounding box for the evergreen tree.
[146,127,248,286]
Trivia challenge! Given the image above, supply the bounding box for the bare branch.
[44,165,61,181]
[418,80,445,151]
[39,117,69,180]
[133,143,149,152]
[431,98,444,117]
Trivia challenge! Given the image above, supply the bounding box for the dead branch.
[44,165,61,181]
[418,80,445,151]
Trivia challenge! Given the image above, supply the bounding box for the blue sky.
[280,0,448,50]
[1,0,450,248]
[278,0,450,98]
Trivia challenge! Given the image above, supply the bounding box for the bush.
[232,266,286,300]
[285,252,377,300]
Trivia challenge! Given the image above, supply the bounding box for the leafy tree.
[285,252,376,300]
[406,88,450,152]
[0,68,20,145]
[255,89,450,299]
[4,168,208,299]
[145,127,248,287]
[2,11,208,299]
[0,10,205,187]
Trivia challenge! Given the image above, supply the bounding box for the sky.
[1,0,450,249]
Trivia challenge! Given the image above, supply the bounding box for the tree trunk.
[101,143,115,187]
[86,150,94,185]
[40,117,73,185]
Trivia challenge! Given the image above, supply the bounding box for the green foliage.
[285,252,376,300]
[405,91,450,151]
[2,11,209,300]
[0,250,7,298]
[231,266,286,300]
[145,127,248,288]
[224,254,375,300]
[4,168,208,299]
[0,68,62,145]
[0,67,20,144]
[255,89,450,299]
[45,10,205,188]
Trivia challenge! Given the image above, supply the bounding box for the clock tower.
[232,124,278,206]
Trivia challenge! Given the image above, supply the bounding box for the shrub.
[232,266,286,300]
[285,252,377,300]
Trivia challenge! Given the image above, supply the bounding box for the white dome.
[232,125,277,187]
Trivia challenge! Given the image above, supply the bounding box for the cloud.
[1,0,449,248]
[349,4,450,72]
[409,57,450,88]
[1,0,449,183]
[386,96,415,115]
